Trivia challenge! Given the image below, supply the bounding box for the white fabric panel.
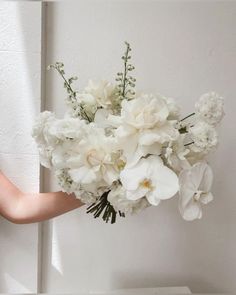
[0,2,42,293]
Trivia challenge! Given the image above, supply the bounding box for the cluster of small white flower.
[32,44,224,223]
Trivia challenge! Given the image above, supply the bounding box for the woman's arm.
[0,171,84,224]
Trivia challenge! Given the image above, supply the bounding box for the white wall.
[43,1,236,293]
[0,2,42,293]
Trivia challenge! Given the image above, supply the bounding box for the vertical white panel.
[43,1,236,293]
[0,2,42,293]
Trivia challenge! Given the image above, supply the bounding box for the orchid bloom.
[178,161,214,221]
[120,155,179,206]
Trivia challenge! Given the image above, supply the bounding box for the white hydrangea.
[55,168,103,204]
[195,92,224,126]
[107,184,150,215]
[189,121,218,154]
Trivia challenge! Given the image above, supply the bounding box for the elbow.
[4,215,32,224]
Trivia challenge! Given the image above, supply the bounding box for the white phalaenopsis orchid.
[120,155,179,206]
[178,161,214,221]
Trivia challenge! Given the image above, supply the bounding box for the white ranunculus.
[189,121,218,154]
[84,80,116,109]
[120,155,179,206]
[195,92,224,126]
[107,184,150,214]
[178,161,213,221]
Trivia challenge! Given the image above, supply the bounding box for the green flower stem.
[121,43,130,98]
[48,62,91,122]
[184,141,194,147]
[180,112,195,122]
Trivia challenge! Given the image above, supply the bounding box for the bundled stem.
[87,191,125,224]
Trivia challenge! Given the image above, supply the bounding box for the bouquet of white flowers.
[32,42,224,224]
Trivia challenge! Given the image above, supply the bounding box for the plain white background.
[42,1,236,293]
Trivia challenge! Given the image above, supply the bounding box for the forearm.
[15,191,84,224]
[0,170,84,224]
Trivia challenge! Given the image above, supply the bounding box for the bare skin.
[0,170,84,224]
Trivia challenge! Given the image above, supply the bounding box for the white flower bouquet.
[32,42,224,223]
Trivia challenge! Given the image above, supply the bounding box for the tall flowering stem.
[116,41,136,100]
[47,62,91,122]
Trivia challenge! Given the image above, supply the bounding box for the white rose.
[109,93,179,167]
[121,93,169,129]
[189,121,218,154]
[195,92,224,126]
[84,80,116,109]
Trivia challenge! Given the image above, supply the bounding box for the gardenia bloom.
[195,92,224,126]
[109,93,179,166]
[178,161,214,221]
[67,124,120,188]
[120,155,179,206]
[189,121,218,154]
[107,184,150,214]
[84,80,116,109]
